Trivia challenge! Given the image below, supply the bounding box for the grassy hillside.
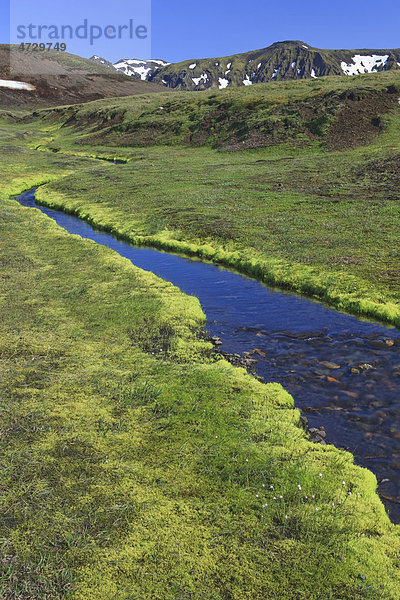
[33,70,400,151]
[1,147,400,599]
[12,70,400,326]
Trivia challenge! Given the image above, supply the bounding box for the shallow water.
[17,188,400,521]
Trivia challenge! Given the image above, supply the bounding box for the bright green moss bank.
[35,177,400,329]
[1,183,400,599]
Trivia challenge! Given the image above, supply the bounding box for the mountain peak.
[269,40,312,48]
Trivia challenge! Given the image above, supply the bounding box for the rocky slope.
[92,40,400,91]
[0,45,170,108]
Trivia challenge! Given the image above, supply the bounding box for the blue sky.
[2,0,400,63]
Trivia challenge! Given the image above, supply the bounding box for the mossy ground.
[2,180,400,600]
[7,72,400,326]
[1,71,400,599]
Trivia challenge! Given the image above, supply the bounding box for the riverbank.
[18,186,400,523]
[2,180,400,598]
[4,72,400,328]
[33,137,400,329]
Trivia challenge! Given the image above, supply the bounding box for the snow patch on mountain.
[341,54,389,76]
[114,61,150,79]
[219,77,229,89]
[0,79,35,91]
[113,58,170,80]
[91,55,169,80]
[192,73,208,86]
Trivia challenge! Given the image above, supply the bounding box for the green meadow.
[6,70,400,325]
[1,70,400,598]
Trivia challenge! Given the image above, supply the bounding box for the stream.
[17,187,400,522]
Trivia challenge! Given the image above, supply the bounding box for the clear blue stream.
[16,187,400,522]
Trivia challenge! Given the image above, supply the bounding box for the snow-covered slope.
[90,56,169,80]
[340,54,390,76]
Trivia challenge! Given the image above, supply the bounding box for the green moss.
[0,188,399,599]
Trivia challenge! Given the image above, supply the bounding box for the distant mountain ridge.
[91,40,400,91]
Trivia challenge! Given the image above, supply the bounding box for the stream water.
[17,188,400,522]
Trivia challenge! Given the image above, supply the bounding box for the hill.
[0,45,171,108]
[92,40,400,91]
[150,40,400,90]
[36,69,400,152]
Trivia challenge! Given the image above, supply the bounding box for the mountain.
[93,40,400,91]
[91,55,169,80]
[150,40,400,90]
[0,45,171,108]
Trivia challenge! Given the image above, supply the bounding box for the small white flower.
[305,495,308,499]
[215,435,218,438]
[312,494,315,499]
[273,496,276,500]
[262,503,268,508]
[262,484,265,488]
[318,473,322,478]
[279,495,283,499]
[331,502,335,507]
[245,459,248,462]
[356,492,360,497]
[348,491,352,495]
[297,485,302,490]
[315,507,318,511]
[285,515,288,519]
[270,485,273,489]
[342,481,346,486]
[256,494,259,498]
